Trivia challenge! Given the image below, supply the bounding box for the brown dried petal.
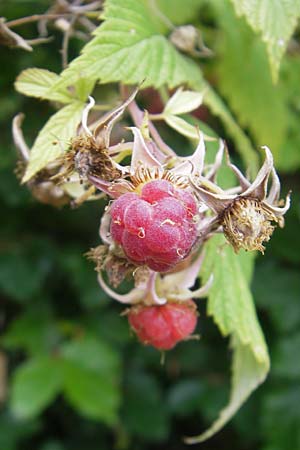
[221,197,277,253]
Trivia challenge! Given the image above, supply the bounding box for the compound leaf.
[51,0,204,91]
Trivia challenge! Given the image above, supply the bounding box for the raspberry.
[109,179,198,272]
[141,179,174,203]
[128,300,198,350]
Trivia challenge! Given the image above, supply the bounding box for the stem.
[121,84,176,158]
[148,122,177,158]
[61,16,77,68]
[6,14,72,28]
[148,113,165,121]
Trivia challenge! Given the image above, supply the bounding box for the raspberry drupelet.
[128,300,198,350]
[109,179,198,272]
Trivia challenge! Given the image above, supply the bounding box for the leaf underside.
[186,235,269,443]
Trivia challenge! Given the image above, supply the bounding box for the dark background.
[1,1,300,450]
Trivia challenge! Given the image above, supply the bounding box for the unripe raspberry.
[127,300,198,350]
[109,179,198,272]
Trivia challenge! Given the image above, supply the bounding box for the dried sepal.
[221,197,277,253]
[12,114,70,207]
[191,145,291,253]
[86,244,135,288]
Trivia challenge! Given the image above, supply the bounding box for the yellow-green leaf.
[15,68,74,103]
[186,235,270,442]
[22,101,85,182]
[50,0,204,91]
[230,0,300,82]
[164,88,204,116]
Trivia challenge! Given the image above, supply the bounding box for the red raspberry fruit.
[109,180,198,272]
[127,300,198,350]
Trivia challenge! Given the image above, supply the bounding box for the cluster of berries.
[108,179,199,350]
[110,179,198,273]
[44,95,289,352]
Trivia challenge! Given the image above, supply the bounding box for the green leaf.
[164,88,203,115]
[74,78,95,102]
[3,306,60,356]
[186,235,269,443]
[214,2,287,160]
[123,371,170,441]
[62,363,120,424]
[230,0,300,82]
[156,0,204,25]
[15,69,74,103]
[61,334,121,424]
[60,334,120,376]
[202,235,267,361]
[276,58,300,172]
[0,248,50,303]
[164,114,213,141]
[253,261,300,334]
[273,332,300,379]
[203,87,259,175]
[262,385,300,450]
[10,357,63,419]
[22,101,85,182]
[60,248,110,309]
[50,0,204,91]
[167,379,204,416]
[0,413,40,450]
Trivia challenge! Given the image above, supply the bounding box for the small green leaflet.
[50,0,204,91]
[10,357,62,419]
[186,235,270,443]
[230,0,300,82]
[15,68,74,103]
[15,68,95,103]
[163,88,204,116]
[10,335,121,425]
[22,101,85,183]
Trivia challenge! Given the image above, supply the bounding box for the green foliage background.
[1,1,300,449]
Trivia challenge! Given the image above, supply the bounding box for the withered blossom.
[190,146,291,253]
[52,91,139,186]
[12,113,70,207]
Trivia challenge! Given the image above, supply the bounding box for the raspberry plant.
[1,0,299,448]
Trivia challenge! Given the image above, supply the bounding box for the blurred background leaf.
[1,0,300,449]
